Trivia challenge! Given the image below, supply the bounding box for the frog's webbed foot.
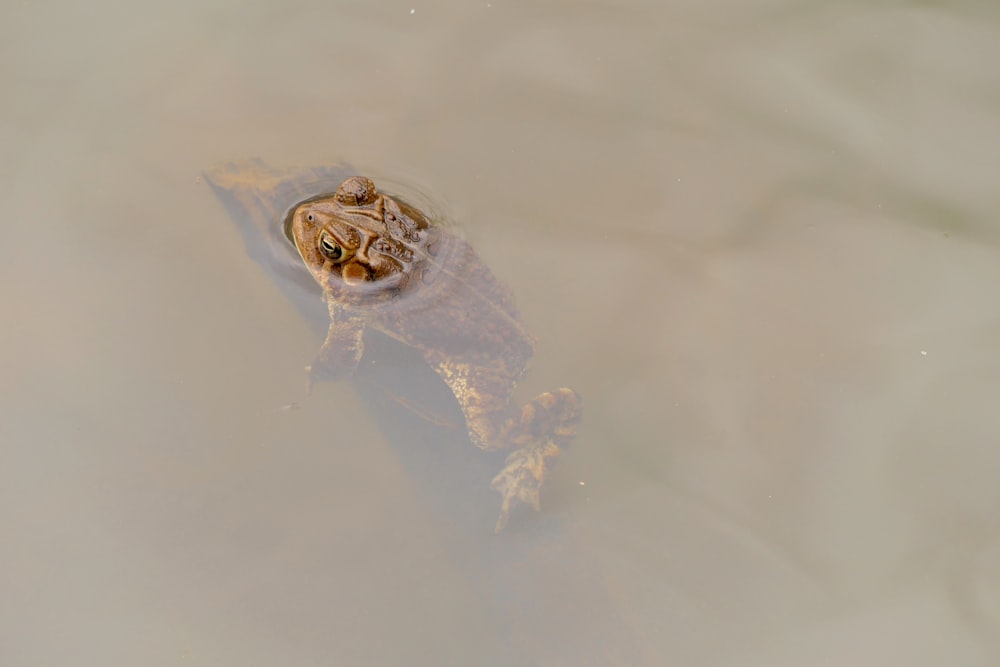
[490,388,582,532]
[305,346,361,393]
[491,439,561,533]
[306,310,365,393]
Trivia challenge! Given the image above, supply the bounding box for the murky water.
[4,1,1000,665]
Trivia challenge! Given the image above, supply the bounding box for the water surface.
[3,1,1000,665]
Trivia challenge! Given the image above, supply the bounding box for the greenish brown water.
[3,1,1000,665]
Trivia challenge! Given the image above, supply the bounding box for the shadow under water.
[205,160,643,665]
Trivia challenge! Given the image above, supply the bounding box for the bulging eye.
[319,233,343,261]
[306,212,315,222]
[335,177,377,206]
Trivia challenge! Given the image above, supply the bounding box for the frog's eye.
[306,212,315,223]
[335,177,377,207]
[319,233,343,261]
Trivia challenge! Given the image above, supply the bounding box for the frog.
[288,176,582,532]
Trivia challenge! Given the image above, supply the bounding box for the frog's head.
[290,177,424,292]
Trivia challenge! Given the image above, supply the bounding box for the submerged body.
[289,177,581,531]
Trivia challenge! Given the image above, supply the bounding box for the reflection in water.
[3,0,1000,664]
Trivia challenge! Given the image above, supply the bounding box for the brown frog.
[288,176,581,532]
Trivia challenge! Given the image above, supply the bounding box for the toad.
[289,176,581,532]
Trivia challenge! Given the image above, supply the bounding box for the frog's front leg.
[306,299,365,391]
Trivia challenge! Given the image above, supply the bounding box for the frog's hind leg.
[427,355,582,531]
[426,354,521,451]
[500,387,582,449]
[491,388,582,532]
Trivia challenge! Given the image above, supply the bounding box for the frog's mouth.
[340,261,368,285]
[332,259,408,296]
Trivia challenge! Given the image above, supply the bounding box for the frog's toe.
[493,488,539,533]
[304,363,335,395]
[305,365,316,395]
[490,442,559,532]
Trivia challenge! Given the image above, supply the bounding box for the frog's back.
[374,227,535,366]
